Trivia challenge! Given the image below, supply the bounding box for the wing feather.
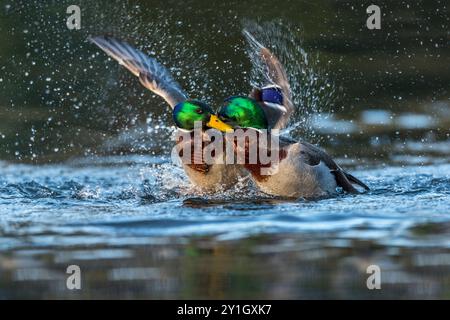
[243,30,294,129]
[90,36,187,108]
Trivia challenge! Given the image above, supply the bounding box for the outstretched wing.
[89,36,187,108]
[243,30,294,130]
[296,140,370,193]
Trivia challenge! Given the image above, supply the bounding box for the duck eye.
[195,108,203,114]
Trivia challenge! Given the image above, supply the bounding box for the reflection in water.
[2,234,450,299]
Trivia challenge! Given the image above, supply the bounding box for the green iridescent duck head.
[173,100,233,131]
[217,96,268,131]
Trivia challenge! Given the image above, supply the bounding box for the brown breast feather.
[176,131,210,174]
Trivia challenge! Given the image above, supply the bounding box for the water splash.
[1,0,212,161]
[242,20,338,142]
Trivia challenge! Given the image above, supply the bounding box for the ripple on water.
[0,157,449,250]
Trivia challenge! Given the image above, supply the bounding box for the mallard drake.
[89,36,244,192]
[208,36,370,198]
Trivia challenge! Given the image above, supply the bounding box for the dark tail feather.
[332,170,359,194]
[344,172,370,191]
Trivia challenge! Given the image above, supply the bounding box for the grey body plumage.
[226,31,370,198]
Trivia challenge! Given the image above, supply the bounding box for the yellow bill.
[206,114,234,132]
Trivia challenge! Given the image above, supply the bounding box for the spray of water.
[1,0,212,161]
[241,20,338,142]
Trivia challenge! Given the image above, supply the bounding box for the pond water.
[0,149,449,299]
[0,0,449,299]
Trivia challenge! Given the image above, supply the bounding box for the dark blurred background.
[0,0,449,163]
[0,1,449,300]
